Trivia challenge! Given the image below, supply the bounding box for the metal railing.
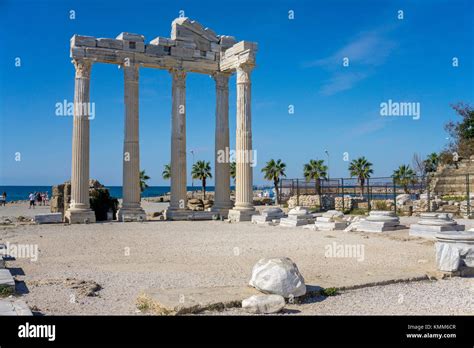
[278,174,473,217]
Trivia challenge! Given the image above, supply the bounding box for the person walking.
[29,192,36,209]
[36,192,42,206]
[0,192,6,206]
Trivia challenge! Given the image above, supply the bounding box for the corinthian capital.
[213,72,230,90]
[236,65,253,84]
[73,59,92,79]
[124,63,139,82]
[169,68,187,88]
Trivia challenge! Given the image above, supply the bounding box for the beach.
[1,199,473,315]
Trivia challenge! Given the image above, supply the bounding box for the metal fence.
[278,174,473,216]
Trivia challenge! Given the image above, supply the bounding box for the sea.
[0,186,211,201]
[0,185,272,202]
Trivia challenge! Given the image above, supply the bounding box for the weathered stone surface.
[279,207,313,227]
[435,231,474,272]
[396,194,412,206]
[0,299,32,316]
[242,294,285,314]
[356,210,400,233]
[122,40,145,52]
[171,17,219,43]
[71,35,96,47]
[116,32,145,42]
[0,269,15,292]
[137,286,260,315]
[34,213,63,224]
[311,210,347,231]
[149,36,175,46]
[219,35,236,49]
[252,207,285,224]
[435,242,461,272]
[97,38,123,49]
[249,257,306,298]
[409,213,464,238]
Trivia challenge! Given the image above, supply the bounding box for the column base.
[164,208,193,221]
[211,202,234,218]
[64,209,96,224]
[228,208,257,222]
[118,208,147,222]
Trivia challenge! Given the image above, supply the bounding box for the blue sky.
[0,0,473,185]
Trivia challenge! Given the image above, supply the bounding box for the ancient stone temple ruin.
[65,17,258,223]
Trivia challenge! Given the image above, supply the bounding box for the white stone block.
[122,41,145,52]
[149,36,175,46]
[116,32,144,42]
[97,38,123,50]
[0,299,33,316]
[242,294,285,314]
[145,44,167,56]
[313,221,347,231]
[0,269,15,291]
[34,213,63,224]
[71,35,96,47]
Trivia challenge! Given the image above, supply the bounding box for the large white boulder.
[241,294,285,314]
[249,257,306,298]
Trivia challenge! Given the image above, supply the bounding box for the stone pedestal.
[251,207,285,225]
[228,65,256,222]
[435,230,474,274]
[118,63,146,222]
[313,210,347,231]
[356,210,399,233]
[279,207,314,227]
[65,59,96,224]
[409,213,464,239]
[165,68,191,220]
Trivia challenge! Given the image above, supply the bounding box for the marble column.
[228,65,256,222]
[65,59,96,224]
[165,68,190,220]
[118,63,146,222]
[211,72,233,217]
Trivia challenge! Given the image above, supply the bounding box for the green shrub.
[373,200,388,210]
[441,195,468,202]
[89,188,119,221]
[350,208,367,215]
[321,287,338,296]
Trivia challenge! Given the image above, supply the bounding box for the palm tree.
[392,164,417,194]
[162,164,171,180]
[303,159,328,196]
[139,170,150,193]
[230,161,236,183]
[261,159,286,204]
[348,157,374,196]
[424,152,439,173]
[191,160,212,199]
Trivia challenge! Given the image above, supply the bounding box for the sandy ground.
[1,201,473,315]
[202,277,474,315]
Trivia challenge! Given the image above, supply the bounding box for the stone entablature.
[70,17,257,75]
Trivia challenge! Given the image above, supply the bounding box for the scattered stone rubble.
[251,207,285,225]
[279,207,314,227]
